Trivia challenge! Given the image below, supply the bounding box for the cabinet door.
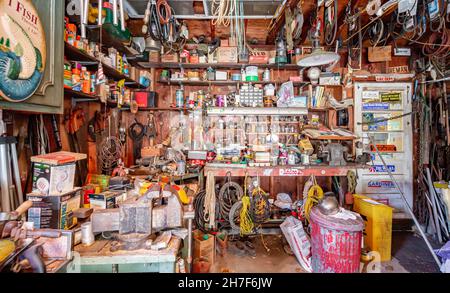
[354,82,413,219]
[0,0,64,114]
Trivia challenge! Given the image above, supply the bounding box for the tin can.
[288,151,296,165]
[176,160,186,175]
[176,89,184,107]
[301,153,310,165]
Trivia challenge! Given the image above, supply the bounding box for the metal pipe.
[79,0,86,38]
[127,14,274,20]
[113,0,118,26]
[369,134,442,268]
[98,0,103,26]
[0,143,11,212]
[10,142,23,206]
[119,0,126,31]
[83,0,89,25]
[187,217,192,272]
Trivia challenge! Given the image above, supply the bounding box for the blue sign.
[363,103,390,111]
[370,165,396,172]
[368,181,395,189]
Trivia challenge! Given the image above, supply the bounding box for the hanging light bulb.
[307,67,321,85]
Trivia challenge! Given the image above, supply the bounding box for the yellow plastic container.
[353,194,393,262]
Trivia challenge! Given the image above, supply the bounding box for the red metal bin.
[310,206,364,273]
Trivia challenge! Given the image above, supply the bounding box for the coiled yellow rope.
[239,195,254,236]
[303,176,324,222]
[239,172,254,236]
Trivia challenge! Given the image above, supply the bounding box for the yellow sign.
[0,0,46,102]
[380,92,401,102]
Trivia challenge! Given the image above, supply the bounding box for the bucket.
[310,206,364,273]
[353,194,393,261]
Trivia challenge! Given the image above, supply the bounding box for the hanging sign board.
[363,103,390,111]
[369,165,396,173]
[367,180,395,189]
[0,0,46,102]
[370,144,397,152]
[380,92,401,102]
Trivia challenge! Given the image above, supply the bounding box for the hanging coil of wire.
[250,186,270,224]
[368,19,387,47]
[99,136,123,174]
[211,0,233,27]
[324,0,338,46]
[218,172,244,223]
[194,189,221,233]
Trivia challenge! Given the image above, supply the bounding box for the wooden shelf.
[64,42,146,89]
[64,88,100,101]
[204,163,369,177]
[139,62,302,70]
[158,79,308,87]
[118,107,192,112]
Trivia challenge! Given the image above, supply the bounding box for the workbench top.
[204,163,369,177]
[73,236,181,265]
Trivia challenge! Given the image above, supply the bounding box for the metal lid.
[310,206,364,232]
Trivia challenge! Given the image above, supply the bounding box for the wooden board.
[30,151,87,164]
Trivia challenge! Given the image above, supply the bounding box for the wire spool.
[218,180,244,223]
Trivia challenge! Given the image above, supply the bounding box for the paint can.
[310,206,364,273]
[175,89,184,107]
[81,222,95,246]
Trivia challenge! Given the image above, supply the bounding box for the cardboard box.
[217,47,238,63]
[161,53,179,63]
[368,46,392,62]
[27,188,82,229]
[134,91,157,108]
[149,50,160,63]
[89,191,126,210]
[193,230,215,263]
[32,162,76,195]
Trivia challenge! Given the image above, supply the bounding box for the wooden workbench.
[204,163,367,177]
[63,237,181,273]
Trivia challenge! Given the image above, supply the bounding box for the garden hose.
[218,173,244,222]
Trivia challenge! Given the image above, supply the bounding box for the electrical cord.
[218,173,244,222]
[128,119,145,162]
[250,187,270,224]
[156,0,171,24]
[325,0,338,46]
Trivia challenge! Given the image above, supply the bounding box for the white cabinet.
[354,82,413,219]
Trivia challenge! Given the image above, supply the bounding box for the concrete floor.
[211,232,441,273]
